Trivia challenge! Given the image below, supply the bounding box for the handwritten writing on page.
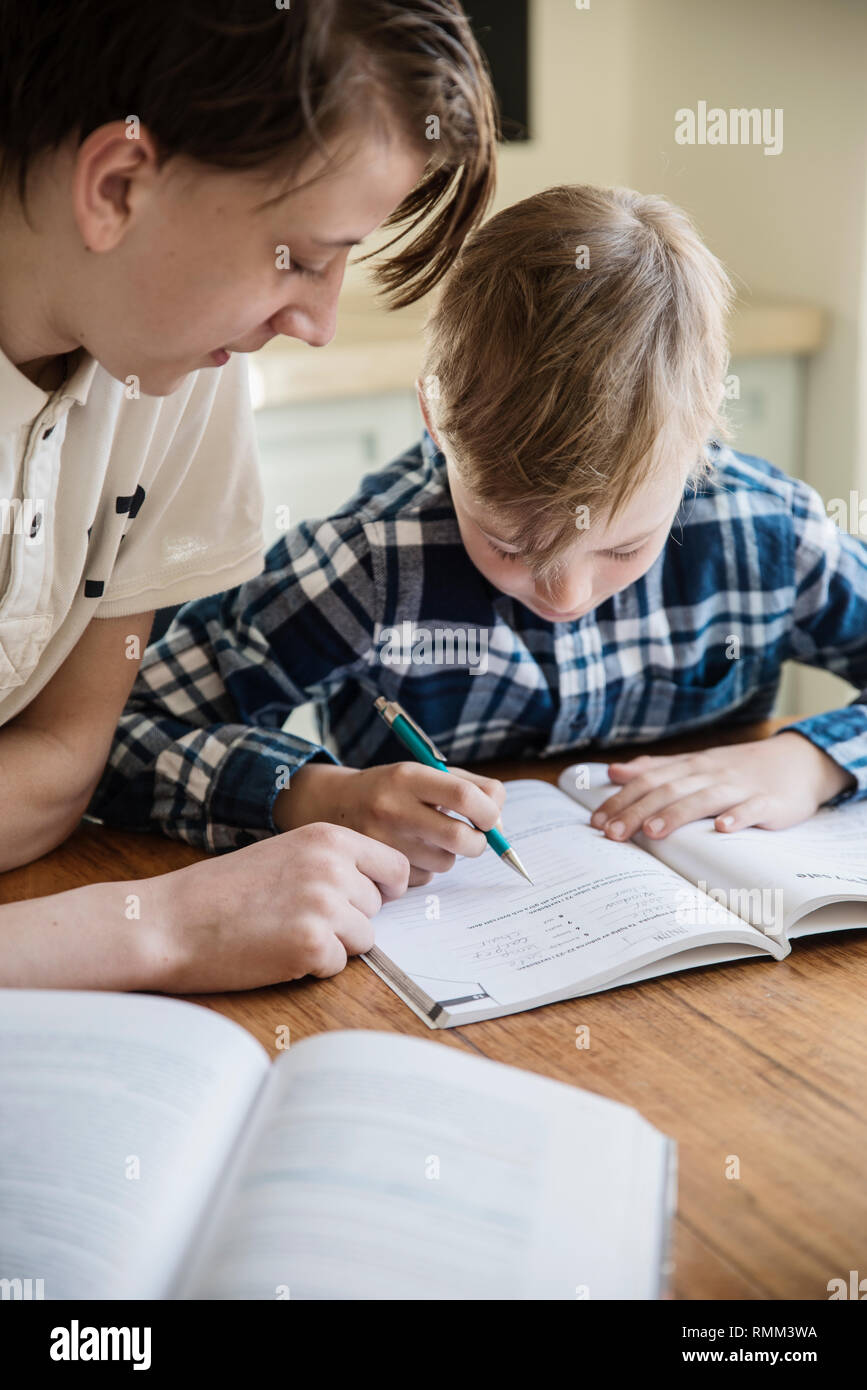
[372,781,764,1011]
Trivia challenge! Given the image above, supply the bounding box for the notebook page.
[561,765,867,934]
[180,1030,672,1300]
[0,991,268,1298]
[366,780,767,1015]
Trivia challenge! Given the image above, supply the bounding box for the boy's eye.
[487,540,522,562]
[289,261,323,280]
[604,546,643,562]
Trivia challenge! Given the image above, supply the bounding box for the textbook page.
[560,764,867,937]
[363,780,774,1023]
[179,1030,674,1300]
[0,991,269,1299]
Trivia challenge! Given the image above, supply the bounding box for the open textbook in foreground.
[364,763,867,1027]
[0,991,674,1300]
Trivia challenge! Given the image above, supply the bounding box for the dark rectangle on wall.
[466,0,530,142]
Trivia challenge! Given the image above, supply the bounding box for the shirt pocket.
[612,659,757,740]
[0,613,54,690]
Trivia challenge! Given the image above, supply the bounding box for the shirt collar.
[0,342,99,435]
[421,426,447,471]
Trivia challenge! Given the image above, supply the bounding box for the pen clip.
[374,696,448,764]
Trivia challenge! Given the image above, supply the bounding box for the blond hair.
[421,185,734,572]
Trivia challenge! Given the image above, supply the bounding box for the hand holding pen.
[374,698,533,883]
[274,700,528,886]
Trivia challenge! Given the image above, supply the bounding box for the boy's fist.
[275,761,506,884]
[154,822,410,993]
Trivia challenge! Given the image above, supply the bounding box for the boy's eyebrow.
[310,234,367,248]
[479,522,661,552]
[478,524,526,552]
[592,526,657,550]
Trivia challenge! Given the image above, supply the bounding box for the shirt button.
[43,426,55,439]
[29,512,42,538]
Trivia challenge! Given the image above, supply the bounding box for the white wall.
[625,0,867,503]
[494,0,633,203]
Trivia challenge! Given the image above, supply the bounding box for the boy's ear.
[415,377,443,450]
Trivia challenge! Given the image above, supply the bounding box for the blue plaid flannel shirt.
[90,432,867,850]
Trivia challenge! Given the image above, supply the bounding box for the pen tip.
[502,848,533,884]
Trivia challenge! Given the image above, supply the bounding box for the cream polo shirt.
[0,344,264,726]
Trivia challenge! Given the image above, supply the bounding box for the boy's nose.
[535,567,594,616]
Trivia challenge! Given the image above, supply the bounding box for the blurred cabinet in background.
[253,357,808,539]
[255,390,421,548]
[725,355,804,480]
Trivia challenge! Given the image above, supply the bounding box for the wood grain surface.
[4,717,864,1300]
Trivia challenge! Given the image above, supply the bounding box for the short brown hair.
[422,185,734,569]
[0,0,497,307]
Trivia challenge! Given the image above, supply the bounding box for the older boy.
[0,0,498,989]
[93,185,867,889]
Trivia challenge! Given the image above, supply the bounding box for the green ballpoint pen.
[374,695,534,884]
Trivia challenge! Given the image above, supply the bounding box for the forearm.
[0,874,177,990]
[273,762,359,831]
[779,709,867,801]
[0,611,156,871]
[0,725,99,871]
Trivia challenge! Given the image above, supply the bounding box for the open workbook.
[364,763,867,1027]
[0,991,674,1300]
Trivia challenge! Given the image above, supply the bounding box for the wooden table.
[4,718,865,1300]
